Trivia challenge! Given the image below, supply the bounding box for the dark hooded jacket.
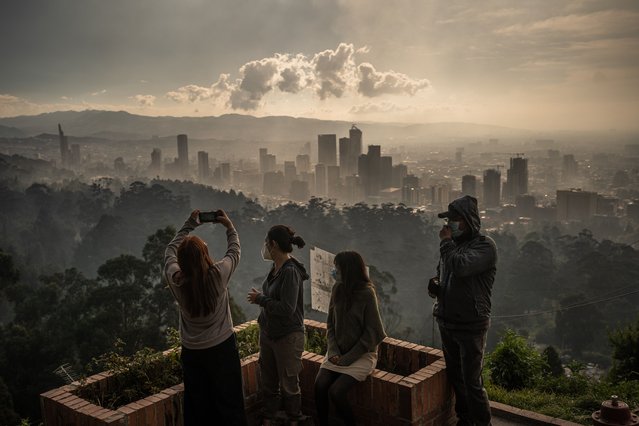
[256,257,309,340]
[434,196,497,331]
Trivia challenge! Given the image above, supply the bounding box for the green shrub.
[541,346,563,377]
[236,323,260,358]
[305,328,327,355]
[486,329,544,390]
[609,318,639,382]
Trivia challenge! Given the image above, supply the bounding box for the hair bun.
[291,235,306,249]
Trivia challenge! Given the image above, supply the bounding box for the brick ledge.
[490,400,582,426]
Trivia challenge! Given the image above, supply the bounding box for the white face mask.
[261,241,273,261]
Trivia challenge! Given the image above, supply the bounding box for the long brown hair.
[334,251,374,310]
[177,235,218,317]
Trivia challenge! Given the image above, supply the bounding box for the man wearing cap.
[429,195,497,426]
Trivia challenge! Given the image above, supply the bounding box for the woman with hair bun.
[247,225,309,425]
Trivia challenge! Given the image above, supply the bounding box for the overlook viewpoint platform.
[40,320,582,426]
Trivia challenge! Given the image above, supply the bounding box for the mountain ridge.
[0,109,534,142]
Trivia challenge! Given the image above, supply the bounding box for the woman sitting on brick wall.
[164,209,247,426]
[314,251,387,426]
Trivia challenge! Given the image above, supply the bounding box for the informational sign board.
[310,247,336,313]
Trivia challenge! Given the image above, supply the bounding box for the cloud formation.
[166,43,429,110]
[358,63,430,97]
[130,94,156,107]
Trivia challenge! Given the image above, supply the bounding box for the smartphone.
[199,211,219,223]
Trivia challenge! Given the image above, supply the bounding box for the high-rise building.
[392,164,408,188]
[461,175,477,197]
[177,134,189,175]
[557,189,597,222]
[430,183,451,209]
[318,134,337,166]
[358,145,381,196]
[483,169,501,208]
[327,165,341,198]
[506,156,528,200]
[295,154,310,173]
[455,148,463,163]
[58,124,69,167]
[402,175,420,205]
[315,164,327,196]
[380,156,393,189]
[259,148,268,173]
[339,137,353,176]
[349,125,362,158]
[197,151,209,180]
[220,162,231,184]
[150,148,162,174]
[284,161,297,186]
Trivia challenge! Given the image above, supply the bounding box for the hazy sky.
[1,0,638,131]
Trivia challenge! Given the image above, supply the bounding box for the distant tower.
[380,156,393,189]
[197,151,209,181]
[483,169,501,208]
[315,164,327,196]
[349,125,362,158]
[506,155,528,200]
[177,134,189,175]
[462,175,477,197]
[318,134,337,166]
[150,148,162,174]
[58,124,70,166]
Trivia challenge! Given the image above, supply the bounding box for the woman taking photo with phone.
[247,225,308,426]
[164,209,247,426]
[314,251,386,426]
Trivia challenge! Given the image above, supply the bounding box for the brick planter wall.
[41,319,453,425]
[302,319,454,426]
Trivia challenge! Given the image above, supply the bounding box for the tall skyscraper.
[506,156,528,200]
[259,148,268,173]
[220,162,231,184]
[315,164,327,196]
[483,169,501,208]
[359,145,381,196]
[150,148,162,174]
[349,125,362,158]
[380,156,393,189]
[284,161,297,186]
[318,134,337,166]
[197,151,209,180]
[327,165,341,198]
[462,175,477,197]
[58,123,69,166]
[177,134,189,175]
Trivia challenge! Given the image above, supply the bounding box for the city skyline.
[1,0,638,132]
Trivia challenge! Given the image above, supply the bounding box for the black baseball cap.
[437,206,462,220]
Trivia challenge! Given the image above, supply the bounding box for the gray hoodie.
[434,196,498,330]
[256,257,309,340]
